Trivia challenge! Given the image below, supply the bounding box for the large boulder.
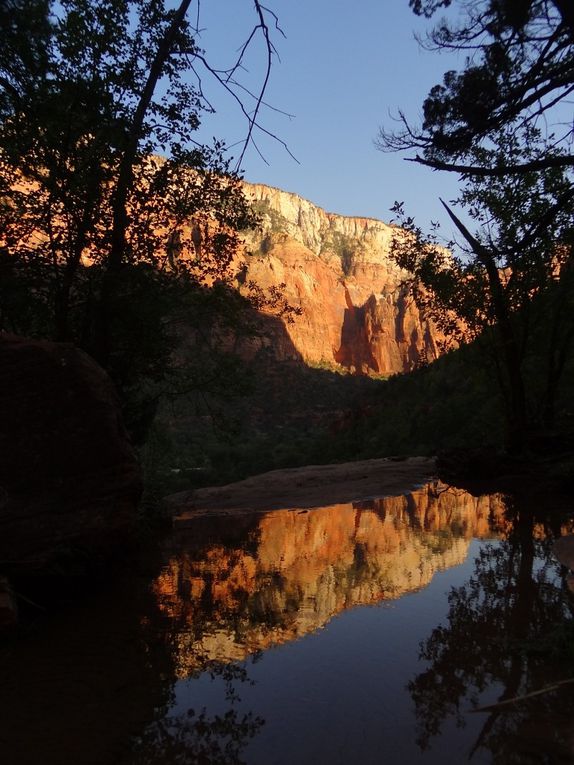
[0,334,141,574]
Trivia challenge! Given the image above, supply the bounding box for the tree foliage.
[0,0,291,439]
[379,0,574,452]
[378,0,574,176]
[390,128,574,450]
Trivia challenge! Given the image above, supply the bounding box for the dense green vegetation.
[247,199,289,239]
[143,312,574,502]
[319,230,358,275]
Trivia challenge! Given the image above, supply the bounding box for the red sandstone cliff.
[236,182,439,374]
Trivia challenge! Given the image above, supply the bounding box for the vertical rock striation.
[238,182,440,374]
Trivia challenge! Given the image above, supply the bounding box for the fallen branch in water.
[472,678,574,713]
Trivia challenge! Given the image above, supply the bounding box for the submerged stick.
[472,678,574,713]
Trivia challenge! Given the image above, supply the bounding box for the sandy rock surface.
[238,182,441,375]
[166,456,436,520]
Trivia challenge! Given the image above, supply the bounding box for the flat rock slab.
[166,456,436,522]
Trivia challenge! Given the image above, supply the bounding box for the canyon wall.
[237,182,439,374]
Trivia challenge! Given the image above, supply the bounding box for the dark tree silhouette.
[0,0,292,438]
[378,0,574,177]
[389,126,574,451]
[409,500,574,760]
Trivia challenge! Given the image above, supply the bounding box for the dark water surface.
[2,480,574,764]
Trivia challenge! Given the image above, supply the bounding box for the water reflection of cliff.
[154,482,507,676]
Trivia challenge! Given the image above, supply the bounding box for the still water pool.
[131,482,574,764]
[2,480,574,764]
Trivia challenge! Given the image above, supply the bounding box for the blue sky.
[192,1,464,233]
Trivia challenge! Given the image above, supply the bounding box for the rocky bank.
[0,334,141,577]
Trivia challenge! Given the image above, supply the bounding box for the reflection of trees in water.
[409,502,574,761]
[130,705,263,765]
[130,604,265,765]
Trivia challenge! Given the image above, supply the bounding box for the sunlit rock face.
[154,483,507,675]
[237,183,440,374]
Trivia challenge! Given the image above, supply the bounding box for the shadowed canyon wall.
[236,183,440,374]
[154,482,507,676]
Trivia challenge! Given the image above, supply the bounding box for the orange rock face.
[237,183,440,374]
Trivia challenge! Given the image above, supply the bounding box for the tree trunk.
[92,0,193,367]
[504,348,528,453]
[441,200,529,453]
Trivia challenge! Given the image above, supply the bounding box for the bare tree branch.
[190,1,296,170]
[407,153,574,176]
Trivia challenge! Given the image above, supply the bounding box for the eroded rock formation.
[236,183,439,374]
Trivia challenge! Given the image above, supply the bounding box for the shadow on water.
[0,551,263,765]
[126,662,264,765]
[2,481,574,763]
[0,565,174,765]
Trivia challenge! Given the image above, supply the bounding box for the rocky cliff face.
[237,183,439,374]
